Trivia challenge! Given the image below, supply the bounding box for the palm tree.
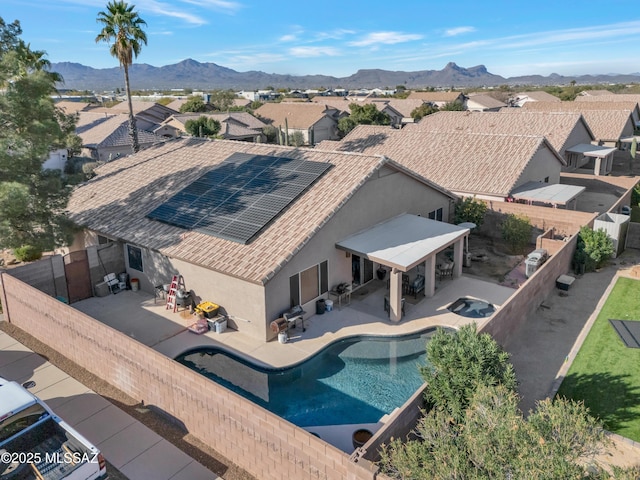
[95,1,147,153]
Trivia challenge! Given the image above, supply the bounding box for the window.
[544,177,549,183]
[289,261,328,307]
[428,207,443,221]
[127,244,143,272]
[97,235,113,245]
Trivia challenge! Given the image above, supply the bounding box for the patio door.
[352,255,374,286]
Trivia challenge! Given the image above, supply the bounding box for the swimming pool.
[448,297,495,318]
[175,328,441,427]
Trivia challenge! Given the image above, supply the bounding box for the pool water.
[175,329,440,427]
[448,297,495,318]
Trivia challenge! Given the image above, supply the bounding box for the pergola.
[336,214,470,322]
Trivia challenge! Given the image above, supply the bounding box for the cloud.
[348,31,423,47]
[315,29,356,41]
[444,26,476,37]
[279,34,298,42]
[289,46,341,57]
[178,0,242,13]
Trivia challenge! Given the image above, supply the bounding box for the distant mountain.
[50,59,640,91]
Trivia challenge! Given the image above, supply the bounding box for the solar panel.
[147,153,331,244]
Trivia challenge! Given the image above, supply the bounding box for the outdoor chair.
[437,262,454,281]
[409,274,425,298]
[103,273,119,294]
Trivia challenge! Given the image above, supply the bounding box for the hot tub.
[447,297,495,318]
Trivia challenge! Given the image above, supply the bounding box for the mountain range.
[51,59,640,92]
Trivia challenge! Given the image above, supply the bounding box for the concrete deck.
[0,330,217,480]
[72,275,515,368]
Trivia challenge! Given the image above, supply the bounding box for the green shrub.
[501,213,532,254]
[13,245,43,262]
[454,197,487,228]
[578,225,614,269]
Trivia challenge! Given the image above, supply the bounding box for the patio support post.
[594,156,602,176]
[425,257,435,297]
[389,269,403,322]
[453,239,464,278]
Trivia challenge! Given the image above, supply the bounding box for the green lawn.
[556,276,640,441]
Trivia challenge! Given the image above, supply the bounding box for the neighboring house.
[164,98,189,112]
[509,91,561,107]
[92,101,178,131]
[520,101,637,150]
[386,98,426,123]
[578,90,615,96]
[255,102,341,144]
[43,148,68,171]
[415,110,610,175]
[157,112,267,142]
[574,95,640,126]
[406,91,466,108]
[55,100,93,114]
[67,138,460,334]
[464,94,507,112]
[317,124,567,204]
[75,112,168,161]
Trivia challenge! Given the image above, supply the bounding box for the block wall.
[0,273,378,480]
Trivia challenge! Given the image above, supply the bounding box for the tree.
[419,324,517,422]
[440,101,465,111]
[380,325,637,479]
[0,17,80,252]
[410,103,438,120]
[289,131,305,147]
[338,103,390,135]
[501,213,532,254]
[184,116,221,138]
[95,1,147,153]
[454,196,487,227]
[209,90,237,111]
[179,95,207,113]
[578,225,614,269]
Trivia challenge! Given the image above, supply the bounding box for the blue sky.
[3,0,640,78]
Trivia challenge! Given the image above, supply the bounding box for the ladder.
[166,274,185,312]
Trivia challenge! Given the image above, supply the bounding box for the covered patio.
[510,181,586,209]
[566,143,617,176]
[335,214,470,322]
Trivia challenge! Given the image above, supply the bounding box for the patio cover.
[510,181,586,206]
[565,143,617,158]
[335,213,470,272]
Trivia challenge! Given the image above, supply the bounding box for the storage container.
[325,299,333,311]
[196,301,219,318]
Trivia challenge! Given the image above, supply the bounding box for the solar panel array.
[147,153,332,244]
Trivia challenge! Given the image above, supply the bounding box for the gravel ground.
[0,321,256,480]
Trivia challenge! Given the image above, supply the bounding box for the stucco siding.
[519,147,562,187]
[264,167,453,338]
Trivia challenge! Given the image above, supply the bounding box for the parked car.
[0,376,107,479]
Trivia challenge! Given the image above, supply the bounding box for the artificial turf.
[556,276,640,441]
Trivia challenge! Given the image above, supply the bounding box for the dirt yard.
[463,234,526,285]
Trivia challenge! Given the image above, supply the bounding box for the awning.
[566,143,617,158]
[335,213,469,272]
[511,181,585,206]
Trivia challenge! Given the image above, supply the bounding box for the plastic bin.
[316,299,326,315]
[214,318,227,334]
[196,301,219,318]
[325,299,333,312]
[130,278,139,291]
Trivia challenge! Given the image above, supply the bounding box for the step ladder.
[166,274,185,312]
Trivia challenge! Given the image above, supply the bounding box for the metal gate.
[64,250,92,303]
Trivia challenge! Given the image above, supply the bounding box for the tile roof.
[320,124,560,197]
[387,99,428,117]
[75,112,167,148]
[166,112,267,131]
[519,102,635,141]
[412,110,592,154]
[465,94,507,110]
[254,102,337,129]
[514,91,561,102]
[407,91,464,102]
[94,101,178,123]
[578,90,615,96]
[575,94,640,104]
[55,101,92,114]
[67,138,450,284]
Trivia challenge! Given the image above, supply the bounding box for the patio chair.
[103,273,119,294]
[410,275,425,299]
[437,262,454,281]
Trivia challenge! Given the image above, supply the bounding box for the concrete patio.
[73,274,515,368]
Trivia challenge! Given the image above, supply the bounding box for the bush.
[454,197,487,228]
[501,214,532,254]
[13,245,43,262]
[578,226,614,269]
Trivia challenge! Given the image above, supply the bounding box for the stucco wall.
[264,167,455,337]
[0,274,377,480]
[519,148,562,186]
